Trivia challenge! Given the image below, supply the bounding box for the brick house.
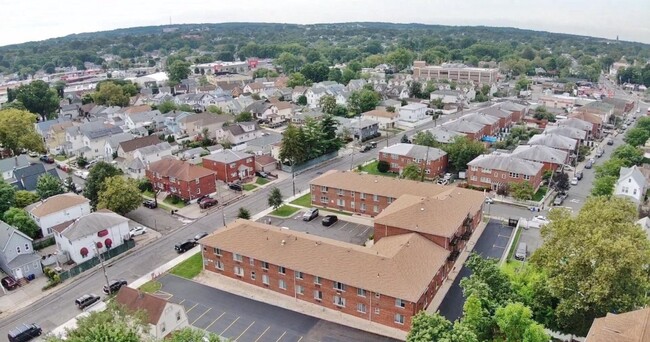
[467,153,544,191]
[378,143,448,178]
[200,219,450,331]
[511,145,569,172]
[528,133,578,154]
[442,119,488,140]
[459,113,501,136]
[202,150,255,183]
[146,159,216,201]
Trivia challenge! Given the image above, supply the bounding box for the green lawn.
[290,193,312,207]
[54,155,67,161]
[256,177,269,185]
[532,186,548,202]
[142,190,155,198]
[501,259,526,275]
[243,184,257,191]
[170,253,203,279]
[139,280,162,293]
[270,205,300,217]
[359,160,397,177]
[163,197,186,208]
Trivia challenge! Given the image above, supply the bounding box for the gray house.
[0,221,42,279]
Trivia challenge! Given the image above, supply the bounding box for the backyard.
[359,160,398,178]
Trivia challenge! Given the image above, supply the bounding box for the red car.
[199,198,218,209]
[1,276,19,290]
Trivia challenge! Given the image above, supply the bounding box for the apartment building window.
[259,274,270,285]
[470,166,478,171]
[509,172,519,178]
[215,260,224,270]
[233,253,243,262]
[296,285,304,295]
[321,186,328,192]
[261,261,269,270]
[314,290,323,301]
[195,178,200,184]
[333,295,346,307]
[251,271,256,280]
[357,288,366,297]
[170,177,176,183]
[337,199,345,207]
[357,303,367,313]
[360,193,366,200]
[351,202,355,209]
[395,298,406,308]
[249,258,255,266]
[480,177,492,183]
[314,276,321,285]
[337,189,345,196]
[320,196,329,204]
[234,266,244,277]
[230,163,236,168]
[391,163,399,168]
[482,168,491,173]
[375,308,381,314]
[213,248,222,256]
[375,292,381,299]
[279,279,287,290]
[373,205,379,213]
[391,154,398,160]
[295,271,303,280]
[360,203,366,212]
[334,282,346,291]
[622,186,629,193]
[523,175,531,180]
[471,176,477,181]
[387,197,394,204]
[394,314,405,325]
[373,194,379,202]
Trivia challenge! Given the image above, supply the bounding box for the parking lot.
[261,210,373,245]
[158,275,397,342]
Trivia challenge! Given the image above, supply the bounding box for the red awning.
[105,238,112,248]
[80,247,88,257]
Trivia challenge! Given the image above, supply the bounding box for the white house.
[398,103,432,128]
[0,155,30,181]
[0,221,43,279]
[26,193,91,237]
[217,122,261,146]
[305,87,327,108]
[115,287,189,339]
[126,142,173,178]
[53,210,130,264]
[361,108,400,129]
[614,165,647,207]
[65,121,123,159]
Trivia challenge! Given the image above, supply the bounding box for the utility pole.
[291,158,296,196]
[421,146,430,182]
[216,185,226,226]
[95,246,110,294]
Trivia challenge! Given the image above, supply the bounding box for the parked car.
[228,183,243,191]
[175,240,197,253]
[531,216,550,226]
[485,197,494,204]
[595,149,604,158]
[302,208,319,221]
[75,294,101,310]
[8,323,42,342]
[514,242,528,261]
[143,200,157,209]
[584,160,593,169]
[436,179,449,185]
[129,226,147,238]
[576,171,583,180]
[359,145,372,153]
[28,151,38,158]
[255,171,268,178]
[73,170,89,179]
[1,276,19,290]
[553,193,567,206]
[322,215,338,227]
[194,232,209,241]
[607,139,614,146]
[199,198,218,209]
[570,177,578,185]
[102,279,127,295]
[39,155,54,164]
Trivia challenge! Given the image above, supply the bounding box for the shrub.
[377,160,390,173]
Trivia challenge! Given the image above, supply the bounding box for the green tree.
[97,176,142,216]
[462,294,494,341]
[0,180,17,214]
[178,104,193,112]
[92,82,130,107]
[14,80,59,121]
[0,109,45,155]
[495,302,547,342]
[327,68,342,83]
[515,76,532,91]
[377,160,390,173]
[595,158,625,179]
[611,144,643,166]
[14,190,40,208]
[300,62,329,83]
[591,175,616,197]
[166,60,191,85]
[625,127,650,146]
[552,172,570,192]
[412,131,440,147]
[530,197,650,336]
[635,116,650,132]
[341,68,359,85]
[523,323,550,342]
[287,72,309,87]
[319,95,337,114]
[279,124,307,165]
[158,100,178,114]
[168,327,221,342]
[318,114,342,154]
[387,48,414,71]
[406,311,451,342]
[3,207,39,238]
[237,207,251,219]
[36,173,65,199]
[347,89,380,115]
[267,187,283,210]
[84,162,121,209]
[442,136,486,173]
[401,163,422,181]
[297,95,307,106]
[235,111,253,122]
[207,105,223,115]
[276,52,304,73]
[510,181,535,200]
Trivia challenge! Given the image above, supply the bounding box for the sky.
[1,0,649,47]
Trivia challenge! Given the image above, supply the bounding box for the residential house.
[181,147,208,161]
[0,221,43,279]
[423,127,466,144]
[442,119,488,140]
[255,154,277,173]
[242,82,265,94]
[378,143,448,178]
[585,307,650,342]
[511,145,569,172]
[459,112,501,137]
[543,126,587,143]
[126,142,173,178]
[65,121,123,159]
[346,79,366,92]
[35,117,71,138]
[305,87,327,108]
[241,132,283,156]
[174,93,217,112]
[557,117,594,140]
[115,287,189,339]
[26,193,91,237]
[217,122,261,146]
[202,150,255,183]
[603,97,635,116]
[291,109,325,125]
[52,210,130,264]
[160,111,193,138]
[492,101,527,123]
[146,159,216,201]
[398,103,431,128]
[430,90,466,106]
[528,133,578,154]
[116,135,162,159]
[124,110,163,131]
[335,118,380,142]
[59,103,81,119]
[273,101,294,122]
[614,166,647,207]
[361,109,399,129]
[467,153,544,191]
[291,86,307,103]
[245,100,279,123]
[43,121,76,154]
[104,133,135,160]
[568,111,605,139]
[0,155,30,181]
[177,113,229,139]
[10,164,61,191]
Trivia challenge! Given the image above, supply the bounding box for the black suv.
[228,183,243,191]
[103,279,127,294]
[8,323,41,342]
[143,200,157,209]
[175,240,197,253]
[75,294,101,309]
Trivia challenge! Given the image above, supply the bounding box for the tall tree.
[412,131,440,147]
[235,111,253,122]
[442,136,486,172]
[401,163,422,181]
[347,89,380,115]
[552,172,570,192]
[267,187,283,210]
[97,176,142,216]
[92,82,130,107]
[494,302,548,342]
[14,80,59,121]
[168,327,221,342]
[318,114,342,154]
[530,197,650,336]
[300,62,329,83]
[611,144,643,166]
[0,180,16,214]
[276,52,304,73]
[624,127,650,147]
[14,190,40,208]
[0,109,46,155]
[591,175,616,197]
[3,208,39,238]
[84,162,121,209]
[279,124,307,165]
[166,60,191,85]
[319,95,337,114]
[36,173,65,199]
[510,181,535,200]
[407,311,451,342]
[287,72,309,87]
[386,48,414,71]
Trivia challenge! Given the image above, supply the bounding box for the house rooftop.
[362,109,399,119]
[380,143,447,161]
[203,150,253,164]
[54,210,127,241]
[0,155,29,174]
[119,135,161,153]
[511,145,569,165]
[468,153,543,176]
[528,133,578,150]
[115,287,169,325]
[26,193,89,218]
[147,159,215,182]
[585,307,650,342]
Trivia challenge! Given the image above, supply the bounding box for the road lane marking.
[235,321,255,341]
[204,312,225,331]
[178,299,185,305]
[254,326,271,342]
[191,307,212,325]
[221,316,240,335]
[297,337,303,342]
[186,303,199,313]
[276,331,287,342]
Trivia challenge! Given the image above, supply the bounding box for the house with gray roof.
[0,221,42,279]
[528,133,578,153]
[543,126,587,142]
[10,164,60,191]
[126,142,173,178]
[460,112,501,136]
[614,165,647,208]
[423,127,466,144]
[467,152,544,191]
[0,155,30,181]
[218,122,261,146]
[511,145,569,171]
[124,110,163,131]
[378,143,448,178]
[334,117,380,142]
[442,119,488,139]
[242,132,283,156]
[35,118,71,137]
[104,132,135,161]
[52,210,130,264]
[65,121,124,159]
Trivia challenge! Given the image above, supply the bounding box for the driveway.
[158,275,397,342]
[261,212,373,245]
[438,220,513,321]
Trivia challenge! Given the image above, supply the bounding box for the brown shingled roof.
[147,159,215,182]
[119,135,161,153]
[26,193,89,218]
[115,287,168,325]
[123,105,152,114]
[311,170,448,198]
[200,219,449,302]
[586,307,650,342]
[362,108,398,119]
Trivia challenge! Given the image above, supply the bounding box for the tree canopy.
[14,80,59,121]
[84,162,122,209]
[3,207,39,238]
[0,109,46,155]
[442,136,486,172]
[36,173,65,200]
[97,176,142,216]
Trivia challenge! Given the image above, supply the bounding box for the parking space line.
[191,307,212,325]
[221,316,240,335]
[276,331,287,342]
[337,222,350,230]
[178,299,185,305]
[204,312,225,331]
[254,326,271,342]
[186,303,199,313]
[235,321,255,341]
[360,226,371,236]
[297,336,303,342]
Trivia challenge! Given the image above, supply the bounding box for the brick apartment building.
[511,145,569,172]
[146,159,216,201]
[460,113,501,137]
[202,150,255,183]
[201,219,451,331]
[467,153,544,191]
[378,143,448,178]
[412,61,499,84]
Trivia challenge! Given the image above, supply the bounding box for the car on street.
[585,160,593,169]
[194,232,209,241]
[8,323,42,342]
[436,179,449,185]
[302,208,319,221]
[531,216,550,226]
[322,215,338,227]
[595,149,604,158]
[199,198,218,209]
[359,145,372,153]
[228,183,243,191]
[75,294,101,309]
[553,193,568,206]
[607,139,614,146]
[129,226,147,238]
[576,171,583,180]
[28,151,38,157]
[1,276,19,290]
[175,240,197,253]
[103,279,127,294]
[143,200,157,209]
[39,155,54,164]
[514,242,528,261]
[562,164,574,172]
[570,177,578,185]
[485,197,494,204]
[73,170,89,179]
